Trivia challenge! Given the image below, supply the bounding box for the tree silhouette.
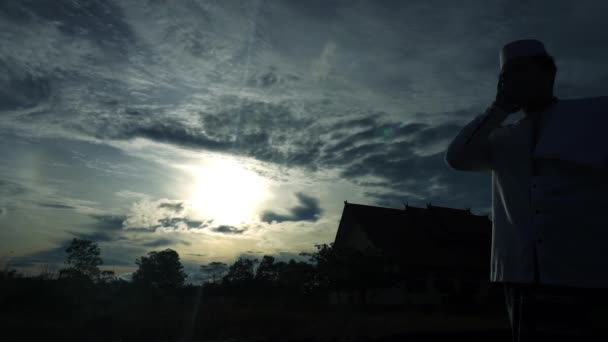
[59,238,103,282]
[223,257,258,284]
[133,249,187,290]
[300,243,344,291]
[275,259,315,295]
[98,270,117,283]
[301,243,394,294]
[254,255,278,283]
[302,242,405,306]
[199,261,229,284]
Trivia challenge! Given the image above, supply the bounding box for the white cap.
[499,39,550,70]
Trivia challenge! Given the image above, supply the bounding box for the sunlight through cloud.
[187,157,269,227]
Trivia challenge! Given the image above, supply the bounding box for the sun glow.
[188,158,268,227]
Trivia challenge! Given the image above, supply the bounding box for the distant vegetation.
[0,239,507,341]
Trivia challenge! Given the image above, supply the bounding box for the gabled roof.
[334,201,492,271]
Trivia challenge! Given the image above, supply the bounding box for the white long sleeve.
[444,105,511,171]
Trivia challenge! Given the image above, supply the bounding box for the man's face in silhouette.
[500,56,553,108]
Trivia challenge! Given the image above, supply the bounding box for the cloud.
[142,238,191,248]
[212,225,246,235]
[123,198,213,232]
[80,99,322,172]
[236,250,311,264]
[0,178,104,216]
[2,0,608,257]
[0,179,28,198]
[246,66,300,88]
[89,215,126,231]
[0,67,52,111]
[114,190,151,200]
[8,244,67,269]
[66,230,117,243]
[158,201,185,212]
[11,235,148,273]
[118,272,133,281]
[186,253,207,257]
[62,214,127,243]
[158,217,204,229]
[0,1,135,60]
[36,202,78,210]
[123,199,185,231]
[260,192,322,224]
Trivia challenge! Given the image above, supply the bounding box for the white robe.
[445,96,608,288]
[533,96,608,169]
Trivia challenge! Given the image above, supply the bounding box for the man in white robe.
[445,39,608,341]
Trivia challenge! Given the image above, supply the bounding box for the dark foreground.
[1,276,514,341]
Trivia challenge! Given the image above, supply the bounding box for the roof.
[334,201,492,271]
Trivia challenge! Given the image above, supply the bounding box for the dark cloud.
[212,225,246,235]
[328,114,383,131]
[1,0,135,55]
[142,238,191,248]
[36,202,77,210]
[304,108,497,212]
[0,0,137,114]
[0,179,28,197]
[64,215,127,243]
[10,238,139,269]
[2,0,607,254]
[260,192,322,224]
[247,67,278,88]
[347,150,492,214]
[0,64,52,111]
[89,215,126,231]
[121,227,155,233]
[67,230,117,243]
[8,244,66,268]
[245,66,301,88]
[125,122,231,151]
[158,217,204,229]
[87,99,322,170]
[158,202,185,212]
[283,0,350,20]
[240,251,311,264]
[186,253,207,257]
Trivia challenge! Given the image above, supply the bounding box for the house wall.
[332,204,494,311]
[341,222,376,251]
[329,270,493,309]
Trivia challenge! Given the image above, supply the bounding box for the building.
[331,201,502,313]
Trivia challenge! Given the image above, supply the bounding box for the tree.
[301,243,380,291]
[275,259,315,295]
[301,243,398,303]
[59,238,103,282]
[254,255,278,283]
[0,268,21,280]
[300,243,343,291]
[98,270,117,283]
[222,257,258,284]
[199,262,228,284]
[133,249,187,290]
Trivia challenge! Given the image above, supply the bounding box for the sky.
[1,0,607,280]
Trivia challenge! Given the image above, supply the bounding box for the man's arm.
[444,104,511,171]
